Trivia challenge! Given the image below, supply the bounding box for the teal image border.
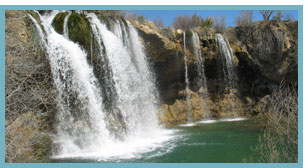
[0,5,303,168]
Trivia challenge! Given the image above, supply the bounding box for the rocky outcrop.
[130,20,187,104]
[132,19,298,125]
[234,21,298,84]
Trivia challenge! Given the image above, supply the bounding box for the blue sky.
[129,10,298,27]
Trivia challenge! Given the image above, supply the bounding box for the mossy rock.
[67,13,92,54]
[26,10,40,23]
[185,29,193,38]
[52,12,69,35]
[26,10,44,31]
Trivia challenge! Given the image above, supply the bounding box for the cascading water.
[191,31,209,118]
[63,11,71,38]
[29,11,176,161]
[183,31,193,122]
[30,11,113,155]
[87,13,161,135]
[215,33,238,117]
[215,34,237,88]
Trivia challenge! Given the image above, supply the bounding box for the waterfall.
[63,11,71,38]
[191,31,209,118]
[215,33,238,117]
[29,11,175,161]
[183,31,193,122]
[215,34,237,88]
[87,13,161,134]
[30,11,112,154]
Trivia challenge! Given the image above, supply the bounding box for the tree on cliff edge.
[260,10,274,20]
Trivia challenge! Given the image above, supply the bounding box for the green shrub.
[201,17,213,28]
[213,15,226,33]
[137,15,145,23]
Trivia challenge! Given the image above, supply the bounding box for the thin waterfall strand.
[191,31,209,118]
[215,33,238,117]
[63,11,71,38]
[183,31,193,122]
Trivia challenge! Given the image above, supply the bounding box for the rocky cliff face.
[130,20,187,105]
[234,21,298,84]
[131,19,298,125]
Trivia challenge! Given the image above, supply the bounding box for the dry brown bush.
[153,17,165,28]
[213,15,226,33]
[254,81,298,162]
[173,15,192,30]
[5,10,57,163]
[235,11,253,27]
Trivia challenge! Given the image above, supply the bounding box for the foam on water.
[179,117,249,127]
[219,117,248,122]
[179,123,197,127]
[197,120,218,124]
[52,129,177,161]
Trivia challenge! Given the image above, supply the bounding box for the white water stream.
[183,31,193,122]
[191,31,209,117]
[215,33,239,117]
